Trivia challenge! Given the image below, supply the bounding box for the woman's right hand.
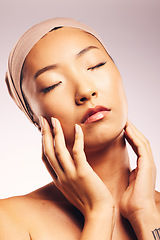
[39,116,114,219]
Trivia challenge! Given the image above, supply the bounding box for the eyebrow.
[34,45,99,79]
[34,64,58,79]
[77,46,99,57]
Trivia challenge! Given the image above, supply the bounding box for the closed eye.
[41,81,62,94]
[87,61,107,70]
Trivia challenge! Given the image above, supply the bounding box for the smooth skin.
[1,27,160,239]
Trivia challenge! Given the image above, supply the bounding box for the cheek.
[23,77,77,145]
[101,70,128,134]
[110,77,128,128]
[32,94,77,146]
[111,84,128,141]
[101,67,127,114]
[82,78,128,150]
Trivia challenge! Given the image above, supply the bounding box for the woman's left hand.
[120,120,158,223]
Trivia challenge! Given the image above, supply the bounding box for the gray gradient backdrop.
[0,0,160,198]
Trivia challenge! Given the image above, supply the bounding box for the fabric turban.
[5,18,105,127]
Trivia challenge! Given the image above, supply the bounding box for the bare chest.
[26,201,137,240]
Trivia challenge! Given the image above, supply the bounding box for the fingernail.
[39,116,44,130]
[75,124,80,133]
[51,117,56,129]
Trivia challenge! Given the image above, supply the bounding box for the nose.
[75,82,98,105]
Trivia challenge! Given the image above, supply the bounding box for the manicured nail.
[51,117,56,129]
[39,116,44,130]
[75,124,80,133]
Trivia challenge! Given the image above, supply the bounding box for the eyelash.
[41,81,62,94]
[41,62,106,94]
[87,61,107,70]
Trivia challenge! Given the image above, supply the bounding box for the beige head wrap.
[5,18,105,127]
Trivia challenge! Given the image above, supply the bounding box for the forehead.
[25,27,105,66]
[36,27,102,50]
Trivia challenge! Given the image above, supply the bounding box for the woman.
[2,17,160,239]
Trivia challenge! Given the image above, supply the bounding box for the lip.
[81,105,111,124]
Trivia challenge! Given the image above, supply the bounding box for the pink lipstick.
[82,105,111,124]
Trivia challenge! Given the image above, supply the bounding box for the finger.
[127,120,150,146]
[125,122,156,173]
[39,116,64,179]
[130,121,153,155]
[129,168,137,184]
[51,118,76,175]
[72,124,87,169]
[125,121,151,158]
[125,123,156,189]
[42,152,57,180]
[127,120,153,159]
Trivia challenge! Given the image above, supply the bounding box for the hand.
[120,120,157,222]
[39,116,114,218]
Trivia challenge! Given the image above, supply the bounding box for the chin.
[83,120,126,152]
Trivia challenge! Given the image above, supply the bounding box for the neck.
[85,132,130,204]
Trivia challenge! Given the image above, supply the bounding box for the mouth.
[81,105,111,124]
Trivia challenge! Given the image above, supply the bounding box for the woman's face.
[22,27,128,151]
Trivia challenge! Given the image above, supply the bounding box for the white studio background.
[0,0,160,198]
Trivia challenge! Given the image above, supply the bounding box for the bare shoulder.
[0,183,82,239]
[0,182,68,216]
[0,196,31,239]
